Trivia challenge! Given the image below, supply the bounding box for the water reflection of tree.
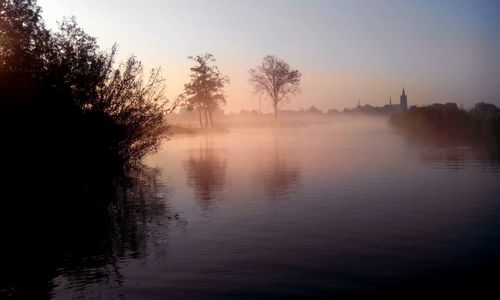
[259,140,301,201]
[184,138,227,211]
[0,167,182,299]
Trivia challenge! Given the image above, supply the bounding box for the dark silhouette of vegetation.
[0,3,181,297]
[1,0,172,170]
[182,53,229,128]
[390,102,500,145]
[343,103,401,115]
[249,55,301,120]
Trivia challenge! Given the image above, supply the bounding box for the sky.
[37,0,500,113]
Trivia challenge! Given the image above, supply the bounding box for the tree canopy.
[1,0,172,167]
[183,53,229,128]
[249,55,301,119]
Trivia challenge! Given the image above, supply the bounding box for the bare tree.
[249,55,301,120]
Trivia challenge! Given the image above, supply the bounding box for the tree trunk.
[204,107,209,128]
[273,101,278,121]
[259,96,262,114]
[208,109,214,127]
[198,108,203,128]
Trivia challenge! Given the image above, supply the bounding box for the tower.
[389,96,392,105]
[400,88,407,111]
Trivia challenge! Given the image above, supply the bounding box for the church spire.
[400,87,408,112]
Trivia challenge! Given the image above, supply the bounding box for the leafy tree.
[183,53,229,128]
[0,0,172,167]
[98,58,173,163]
[0,0,50,76]
[249,55,301,120]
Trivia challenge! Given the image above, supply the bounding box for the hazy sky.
[38,0,500,112]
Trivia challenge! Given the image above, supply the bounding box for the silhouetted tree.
[469,102,500,141]
[98,57,172,163]
[249,55,301,120]
[0,0,50,74]
[390,102,500,145]
[183,53,229,128]
[0,0,172,167]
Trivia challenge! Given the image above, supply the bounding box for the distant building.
[382,96,400,113]
[400,88,408,111]
[381,89,408,113]
[334,88,409,115]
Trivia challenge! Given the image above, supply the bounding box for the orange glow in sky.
[38,0,500,113]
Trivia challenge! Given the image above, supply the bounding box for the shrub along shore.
[390,102,500,145]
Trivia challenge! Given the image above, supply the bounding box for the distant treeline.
[390,102,500,144]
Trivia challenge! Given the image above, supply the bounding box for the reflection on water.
[184,137,227,212]
[4,119,500,299]
[0,167,182,299]
[397,129,500,170]
[417,145,500,171]
[258,138,301,201]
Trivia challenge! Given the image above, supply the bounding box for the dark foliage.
[0,0,171,172]
[0,3,179,297]
[182,53,229,128]
[390,102,500,144]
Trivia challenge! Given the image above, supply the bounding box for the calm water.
[3,118,500,299]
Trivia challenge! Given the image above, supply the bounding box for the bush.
[0,0,171,169]
[390,102,500,144]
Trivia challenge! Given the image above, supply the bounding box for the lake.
[5,117,500,299]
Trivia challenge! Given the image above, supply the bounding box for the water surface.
[7,118,500,299]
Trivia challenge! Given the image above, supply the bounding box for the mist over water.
[9,117,500,299]
[3,0,500,298]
